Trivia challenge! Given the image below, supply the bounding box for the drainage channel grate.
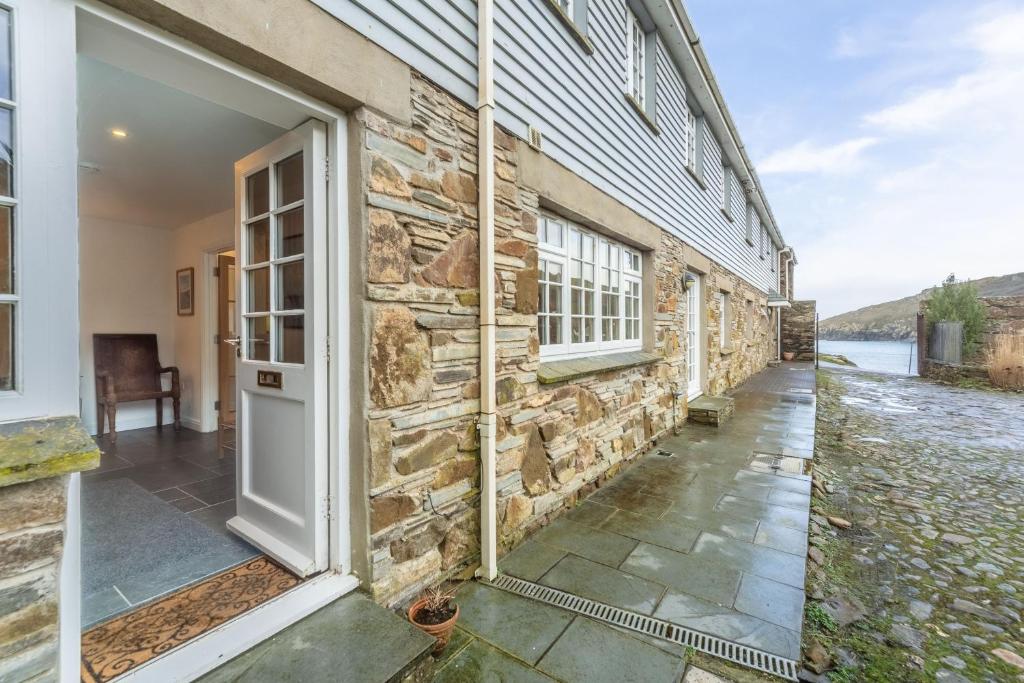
[487,574,799,681]
[749,452,809,476]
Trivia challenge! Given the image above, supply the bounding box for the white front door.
[228,120,329,577]
[686,272,702,399]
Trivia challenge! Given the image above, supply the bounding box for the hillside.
[820,272,1024,341]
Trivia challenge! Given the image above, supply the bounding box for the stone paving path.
[435,364,817,682]
[805,369,1024,682]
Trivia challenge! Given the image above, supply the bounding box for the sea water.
[819,339,918,376]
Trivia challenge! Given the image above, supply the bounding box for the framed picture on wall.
[176,267,195,316]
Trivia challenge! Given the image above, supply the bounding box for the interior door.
[217,252,236,450]
[228,119,329,577]
[686,272,702,399]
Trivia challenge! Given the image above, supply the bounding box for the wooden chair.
[94,333,180,442]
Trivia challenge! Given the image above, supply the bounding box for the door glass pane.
[0,206,10,294]
[247,267,269,313]
[276,153,303,206]
[246,168,269,217]
[277,260,304,311]
[0,302,10,390]
[277,315,304,364]
[278,207,304,258]
[0,9,10,101]
[0,108,11,198]
[247,218,269,264]
[247,316,270,361]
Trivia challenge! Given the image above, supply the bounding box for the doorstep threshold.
[485,574,799,682]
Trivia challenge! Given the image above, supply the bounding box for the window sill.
[720,208,734,223]
[685,165,706,190]
[538,350,661,385]
[720,346,736,356]
[0,416,100,488]
[543,0,595,55]
[624,93,660,135]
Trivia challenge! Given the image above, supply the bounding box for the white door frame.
[199,245,234,433]
[686,271,703,400]
[64,3,353,680]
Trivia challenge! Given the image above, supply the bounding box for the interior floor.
[81,426,259,627]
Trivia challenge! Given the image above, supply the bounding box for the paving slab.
[733,573,805,631]
[499,540,566,581]
[600,508,701,554]
[691,532,806,588]
[539,554,666,614]
[620,543,741,607]
[536,617,687,683]
[532,517,639,568]
[434,637,555,682]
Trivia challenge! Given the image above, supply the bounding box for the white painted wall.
[172,209,234,431]
[79,217,176,434]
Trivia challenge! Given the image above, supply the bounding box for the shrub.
[926,274,987,355]
[986,334,1024,390]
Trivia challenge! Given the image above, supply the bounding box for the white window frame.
[686,109,698,172]
[721,164,732,216]
[0,3,18,396]
[538,214,643,361]
[625,7,645,108]
[557,0,574,14]
[718,291,730,349]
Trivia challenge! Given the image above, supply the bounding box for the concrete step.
[687,395,735,427]
[198,590,435,683]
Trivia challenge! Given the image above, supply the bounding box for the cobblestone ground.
[804,368,1024,682]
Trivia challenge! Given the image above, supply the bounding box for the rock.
[367,209,411,284]
[575,388,603,427]
[495,376,526,406]
[514,250,539,315]
[520,423,551,495]
[394,431,458,475]
[991,648,1024,670]
[827,516,852,529]
[910,557,931,570]
[796,669,828,683]
[419,231,479,288]
[887,624,925,652]
[951,598,1011,625]
[975,562,1003,576]
[370,155,411,198]
[390,519,447,563]
[440,514,478,569]
[804,641,832,674]
[440,170,477,203]
[503,494,533,532]
[807,546,825,565]
[432,457,477,489]
[941,533,973,546]
[821,593,867,627]
[369,306,432,408]
[909,599,933,621]
[368,418,392,488]
[940,655,966,670]
[370,494,418,533]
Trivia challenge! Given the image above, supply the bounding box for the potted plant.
[408,584,460,654]
[783,351,796,361]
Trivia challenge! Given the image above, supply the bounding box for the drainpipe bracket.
[477,412,498,438]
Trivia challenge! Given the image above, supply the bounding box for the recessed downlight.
[110,128,129,139]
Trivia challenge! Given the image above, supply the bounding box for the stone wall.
[781,300,817,361]
[362,73,778,606]
[920,295,1024,365]
[0,477,67,682]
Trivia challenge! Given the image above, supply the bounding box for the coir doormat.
[81,556,300,682]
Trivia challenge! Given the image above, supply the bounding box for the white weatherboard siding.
[311,0,778,293]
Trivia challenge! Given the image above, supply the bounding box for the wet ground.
[434,363,817,682]
[805,368,1024,682]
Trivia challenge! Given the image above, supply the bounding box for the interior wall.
[172,208,234,431]
[79,217,176,434]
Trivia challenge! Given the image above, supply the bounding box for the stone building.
[0,0,796,679]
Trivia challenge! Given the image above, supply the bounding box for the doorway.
[73,6,347,679]
[686,271,703,399]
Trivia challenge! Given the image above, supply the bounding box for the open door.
[228,119,329,577]
[686,272,702,399]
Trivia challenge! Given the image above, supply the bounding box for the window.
[538,215,642,359]
[686,109,704,180]
[721,165,732,217]
[745,203,754,245]
[717,292,730,349]
[759,225,766,260]
[0,8,15,392]
[625,8,645,107]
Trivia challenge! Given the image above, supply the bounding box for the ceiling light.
[110,128,129,139]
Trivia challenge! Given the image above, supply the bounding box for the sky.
[685,0,1024,318]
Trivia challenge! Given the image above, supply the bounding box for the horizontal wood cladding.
[312,0,778,293]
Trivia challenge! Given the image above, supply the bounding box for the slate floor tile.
[654,590,801,660]
[499,541,566,581]
[767,488,812,510]
[690,532,806,588]
[733,573,805,631]
[455,582,573,665]
[659,507,759,543]
[537,617,686,683]
[181,473,236,506]
[620,543,741,607]
[716,496,809,531]
[753,522,808,557]
[600,509,701,554]
[533,518,638,568]
[563,500,618,528]
[539,554,665,614]
[435,638,555,683]
[589,486,675,519]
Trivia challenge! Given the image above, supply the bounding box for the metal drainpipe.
[476,0,498,581]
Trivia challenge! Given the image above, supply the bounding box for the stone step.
[198,590,435,682]
[687,395,735,427]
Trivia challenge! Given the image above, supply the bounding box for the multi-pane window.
[0,9,15,391]
[721,165,732,215]
[686,110,698,173]
[625,8,645,107]
[538,215,642,359]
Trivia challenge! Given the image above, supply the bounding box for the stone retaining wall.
[781,300,817,361]
[361,74,778,605]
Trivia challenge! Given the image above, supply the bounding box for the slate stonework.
[362,73,777,606]
[782,300,817,362]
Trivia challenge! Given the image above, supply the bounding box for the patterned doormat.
[81,556,300,682]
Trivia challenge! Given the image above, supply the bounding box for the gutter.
[476,0,498,581]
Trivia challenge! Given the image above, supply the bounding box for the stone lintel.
[0,416,100,488]
[537,351,661,385]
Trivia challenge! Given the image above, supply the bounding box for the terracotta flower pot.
[408,598,460,654]
[782,351,796,361]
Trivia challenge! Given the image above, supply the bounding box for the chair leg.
[96,402,105,438]
[156,398,164,429]
[172,395,181,431]
[106,403,118,444]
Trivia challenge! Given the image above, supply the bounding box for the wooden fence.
[928,321,963,364]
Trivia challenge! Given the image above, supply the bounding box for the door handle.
[223,337,241,346]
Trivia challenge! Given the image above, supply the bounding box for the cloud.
[758,137,879,175]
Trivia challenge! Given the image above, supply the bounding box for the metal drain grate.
[748,452,807,475]
[487,574,799,681]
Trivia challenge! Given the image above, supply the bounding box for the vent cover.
[528,125,543,149]
[487,574,799,681]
